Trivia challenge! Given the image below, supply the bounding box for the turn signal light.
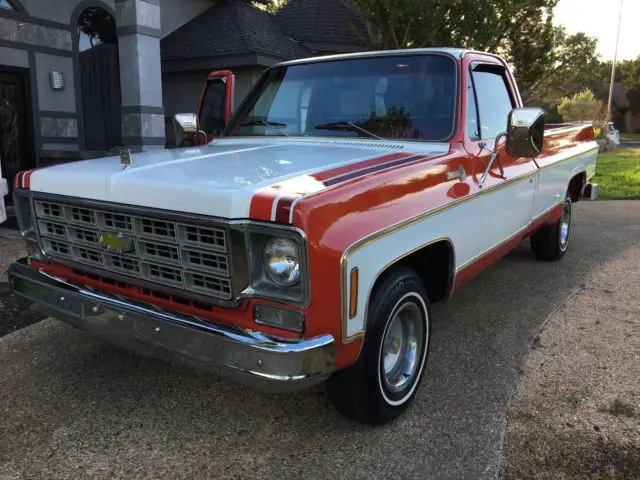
[253,304,305,333]
[349,268,358,319]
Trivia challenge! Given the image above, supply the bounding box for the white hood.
[29,138,448,219]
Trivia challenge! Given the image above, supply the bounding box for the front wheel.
[530,195,572,261]
[326,267,430,425]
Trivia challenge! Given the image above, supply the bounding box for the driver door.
[197,70,235,142]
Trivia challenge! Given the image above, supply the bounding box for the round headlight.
[263,237,301,286]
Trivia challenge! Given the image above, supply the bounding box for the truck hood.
[29,138,449,220]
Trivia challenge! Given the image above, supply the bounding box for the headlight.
[241,224,308,305]
[263,237,300,286]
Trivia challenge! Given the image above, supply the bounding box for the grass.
[594,148,640,199]
[621,133,640,142]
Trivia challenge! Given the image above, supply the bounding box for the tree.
[516,29,601,104]
[348,0,560,51]
[252,0,288,13]
[618,58,640,115]
[557,89,602,122]
[348,0,601,105]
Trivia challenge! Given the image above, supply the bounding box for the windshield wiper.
[241,119,288,136]
[313,121,382,140]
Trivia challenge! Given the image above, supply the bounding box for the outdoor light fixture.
[49,70,65,90]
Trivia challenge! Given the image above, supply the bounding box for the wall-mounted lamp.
[49,70,65,90]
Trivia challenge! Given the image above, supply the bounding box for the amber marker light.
[349,268,358,319]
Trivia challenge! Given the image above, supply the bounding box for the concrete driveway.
[1,201,638,480]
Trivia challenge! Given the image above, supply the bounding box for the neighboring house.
[160,0,368,119]
[275,0,368,55]
[161,0,311,120]
[0,0,367,202]
[0,0,214,202]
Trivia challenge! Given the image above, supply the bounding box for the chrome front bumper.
[8,260,335,392]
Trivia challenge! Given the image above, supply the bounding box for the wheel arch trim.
[340,236,456,345]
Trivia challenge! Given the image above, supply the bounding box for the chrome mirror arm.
[479,132,508,187]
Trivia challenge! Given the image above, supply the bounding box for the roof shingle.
[161,0,310,64]
[275,0,368,52]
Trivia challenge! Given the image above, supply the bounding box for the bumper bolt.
[118,314,125,321]
[91,306,100,313]
[256,359,264,368]
[155,327,160,332]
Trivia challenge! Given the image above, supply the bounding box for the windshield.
[224,55,457,142]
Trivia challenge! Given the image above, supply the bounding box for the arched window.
[78,6,117,51]
[77,6,121,151]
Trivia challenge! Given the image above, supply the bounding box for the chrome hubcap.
[560,200,571,250]
[381,302,424,393]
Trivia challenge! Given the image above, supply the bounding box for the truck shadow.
[3,202,639,478]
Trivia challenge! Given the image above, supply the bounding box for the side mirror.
[173,113,204,147]
[506,107,545,158]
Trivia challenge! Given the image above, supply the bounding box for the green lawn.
[594,148,640,199]
[621,133,640,142]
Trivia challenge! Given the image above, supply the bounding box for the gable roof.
[275,0,368,53]
[161,0,310,71]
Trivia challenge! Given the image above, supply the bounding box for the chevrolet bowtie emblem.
[98,232,135,254]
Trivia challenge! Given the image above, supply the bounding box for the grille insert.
[67,206,95,226]
[179,224,226,251]
[139,241,180,265]
[68,226,98,245]
[43,238,71,257]
[137,218,177,241]
[37,202,64,220]
[186,272,232,297]
[39,220,66,238]
[183,249,228,275]
[100,212,133,231]
[33,199,233,301]
[72,246,103,267]
[144,263,183,288]
[105,254,141,276]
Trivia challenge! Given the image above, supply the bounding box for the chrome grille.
[34,199,233,301]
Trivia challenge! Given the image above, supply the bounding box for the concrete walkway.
[0,201,638,479]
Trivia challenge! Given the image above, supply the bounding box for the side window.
[466,72,480,141]
[470,65,513,140]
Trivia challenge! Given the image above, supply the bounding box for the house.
[0,0,366,202]
[161,0,367,119]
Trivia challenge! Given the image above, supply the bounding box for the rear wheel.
[327,267,430,425]
[530,195,572,261]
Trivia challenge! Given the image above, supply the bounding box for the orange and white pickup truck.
[8,48,598,425]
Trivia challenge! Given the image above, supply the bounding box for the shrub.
[558,89,602,122]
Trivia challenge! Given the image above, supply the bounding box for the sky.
[554,0,640,61]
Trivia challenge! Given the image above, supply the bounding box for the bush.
[558,90,602,122]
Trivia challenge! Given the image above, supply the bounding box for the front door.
[464,62,537,245]
[0,70,35,205]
